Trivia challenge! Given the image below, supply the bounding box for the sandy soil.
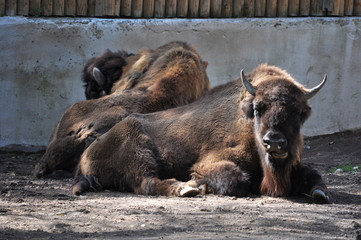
[0,130,360,240]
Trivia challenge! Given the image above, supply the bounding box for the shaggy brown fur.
[34,41,210,178]
[73,64,331,203]
[82,42,203,99]
[110,41,206,93]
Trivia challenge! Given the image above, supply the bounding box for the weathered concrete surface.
[0,17,360,150]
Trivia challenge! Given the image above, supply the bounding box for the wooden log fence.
[1,0,360,17]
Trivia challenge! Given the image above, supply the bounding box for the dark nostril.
[263,138,271,147]
[262,135,287,151]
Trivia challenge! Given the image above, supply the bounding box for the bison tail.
[72,175,102,195]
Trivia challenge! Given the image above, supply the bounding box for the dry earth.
[0,130,360,240]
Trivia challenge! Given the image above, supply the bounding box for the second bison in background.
[73,64,331,204]
[34,41,210,178]
[82,42,204,99]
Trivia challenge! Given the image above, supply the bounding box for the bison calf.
[73,64,331,203]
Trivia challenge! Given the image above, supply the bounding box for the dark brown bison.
[34,41,210,178]
[72,64,331,204]
[82,42,202,99]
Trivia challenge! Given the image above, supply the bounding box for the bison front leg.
[72,176,200,197]
[136,178,200,197]
[191,160,251,197]
[291,165,332,204]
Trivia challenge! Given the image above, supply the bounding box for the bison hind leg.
[72,175,102,195]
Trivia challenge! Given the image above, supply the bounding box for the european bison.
[72,64,331,203]
[34,41,210,178]
[82,42,202,99]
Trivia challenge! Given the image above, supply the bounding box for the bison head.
[82,50,133,99]
[240,67,327,196]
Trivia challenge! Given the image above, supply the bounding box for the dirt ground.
[0,130,360,240]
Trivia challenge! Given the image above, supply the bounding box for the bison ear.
[300,106,312,124]
[202,61,209,68]
[241,99,254,119]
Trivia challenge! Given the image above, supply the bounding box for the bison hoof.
[72,185,82,196]
[34,163,47,178]
[180,186,200,197]
[312,189,331,204]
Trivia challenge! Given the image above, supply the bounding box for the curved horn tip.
[93,67,99,73]
[240,69,256,96]
[323,74,328,83]
[92,67,105,86]
[305,74,328,99]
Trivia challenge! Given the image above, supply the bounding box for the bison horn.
[93,67,106,86]
[240,69,256,96]
[304,74,327,99]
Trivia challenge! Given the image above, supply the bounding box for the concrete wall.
[1,17,360,151]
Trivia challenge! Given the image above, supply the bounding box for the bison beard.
[34,41,210,178]
[73,64,331,204]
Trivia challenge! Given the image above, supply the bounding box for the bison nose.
[262,132,287,152]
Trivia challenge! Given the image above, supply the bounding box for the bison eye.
[253,103,263,116]
[254,109,262,117]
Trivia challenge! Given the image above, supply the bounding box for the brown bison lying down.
[34,41,210,178]
[73,64,331,204]
[82,42,201,99]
